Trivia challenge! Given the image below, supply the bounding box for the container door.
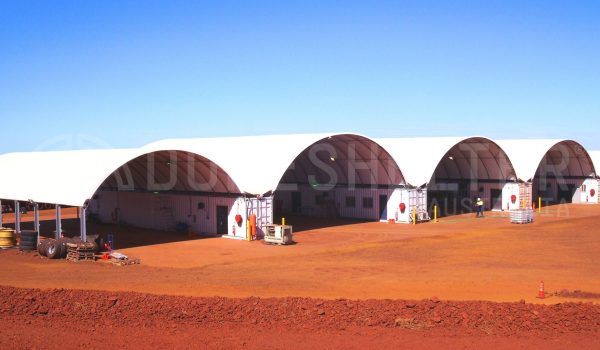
[216,206,228,235]
[379,195,387,221]
[491,189,502,210]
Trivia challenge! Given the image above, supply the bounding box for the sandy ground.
[1,204,599,303]
[1,204,599,349]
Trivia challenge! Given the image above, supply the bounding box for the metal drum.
[0,228,15,248]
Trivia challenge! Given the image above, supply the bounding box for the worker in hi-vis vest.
[476,198,484,218]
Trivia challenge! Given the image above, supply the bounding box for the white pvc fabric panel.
[100,150,240,194]
[0,134,597,209]
[590,151,600,177]
[377,137,516,187]
[497,140,596,181]
[0,148,146,207]
[144,133,396,195]
[429,138,516,183]
[278,134,404,187]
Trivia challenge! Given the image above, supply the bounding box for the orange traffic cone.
[537,281,545,299]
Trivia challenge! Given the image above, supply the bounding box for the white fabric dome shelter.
[0,133,597,244]
[497,140,596,205]
[378,137,517,216]
[273,134,404,221]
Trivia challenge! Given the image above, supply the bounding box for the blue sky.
[1,0,599,152]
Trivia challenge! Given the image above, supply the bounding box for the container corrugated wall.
[335,187,394,220]
[276,185,394,221]
[428,181,508,214]
[91,191,238,235]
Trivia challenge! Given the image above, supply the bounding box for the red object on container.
[249,214,257,236]
[399,203,406,213]
[511,194,517,203]
[235,214,243,225]
[591,189,596,197]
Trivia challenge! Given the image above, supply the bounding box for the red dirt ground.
[1,286,599,349]
[1,204,600,349]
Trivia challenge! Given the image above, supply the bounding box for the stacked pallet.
[66,242,96,262]
[111,257,141,266]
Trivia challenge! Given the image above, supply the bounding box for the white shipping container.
[572,178,599,204]
[386,188,429,223]
[534,177,596,204]
[501,182,532,211]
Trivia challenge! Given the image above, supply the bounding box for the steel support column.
[15,201,21,233]
[55,205,61,239]
[33,202,40,244]
[0,199,3,228]
[79,206,87,242]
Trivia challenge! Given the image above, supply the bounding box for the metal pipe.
[15,201,21,233]
[55,205,61,239]
[33,202,40,244]
[80,206,87,242]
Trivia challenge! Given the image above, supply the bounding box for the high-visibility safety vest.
[477,200,484,206]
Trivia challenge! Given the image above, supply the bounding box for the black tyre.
[20,230,38,239]
[94,237,105,253]
[57,237,73,259]
[20,238,37,245]
[38,239,51,256]
[19,243,36,251]
[45,240,62,259]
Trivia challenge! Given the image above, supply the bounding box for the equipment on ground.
[0,228,15,248]
[264,224,293,245]
[66,242,95,262]
[19,230,38,251]
[510,209,534,224]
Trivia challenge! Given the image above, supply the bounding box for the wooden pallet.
[66,242,96,262]
[110,257,141,266]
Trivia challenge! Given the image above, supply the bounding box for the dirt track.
[1,204,600,348]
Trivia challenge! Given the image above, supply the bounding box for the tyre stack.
[0,228,15,248]
[19,230,38,251]
[38,236,84,259]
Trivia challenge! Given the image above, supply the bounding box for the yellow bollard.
[538,196,542,214]
[434,205,437,223]
[282,217,286,226]
[412,207,417,225]
[246,220,251,241]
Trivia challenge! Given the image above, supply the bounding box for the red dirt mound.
[1,286,599,349]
